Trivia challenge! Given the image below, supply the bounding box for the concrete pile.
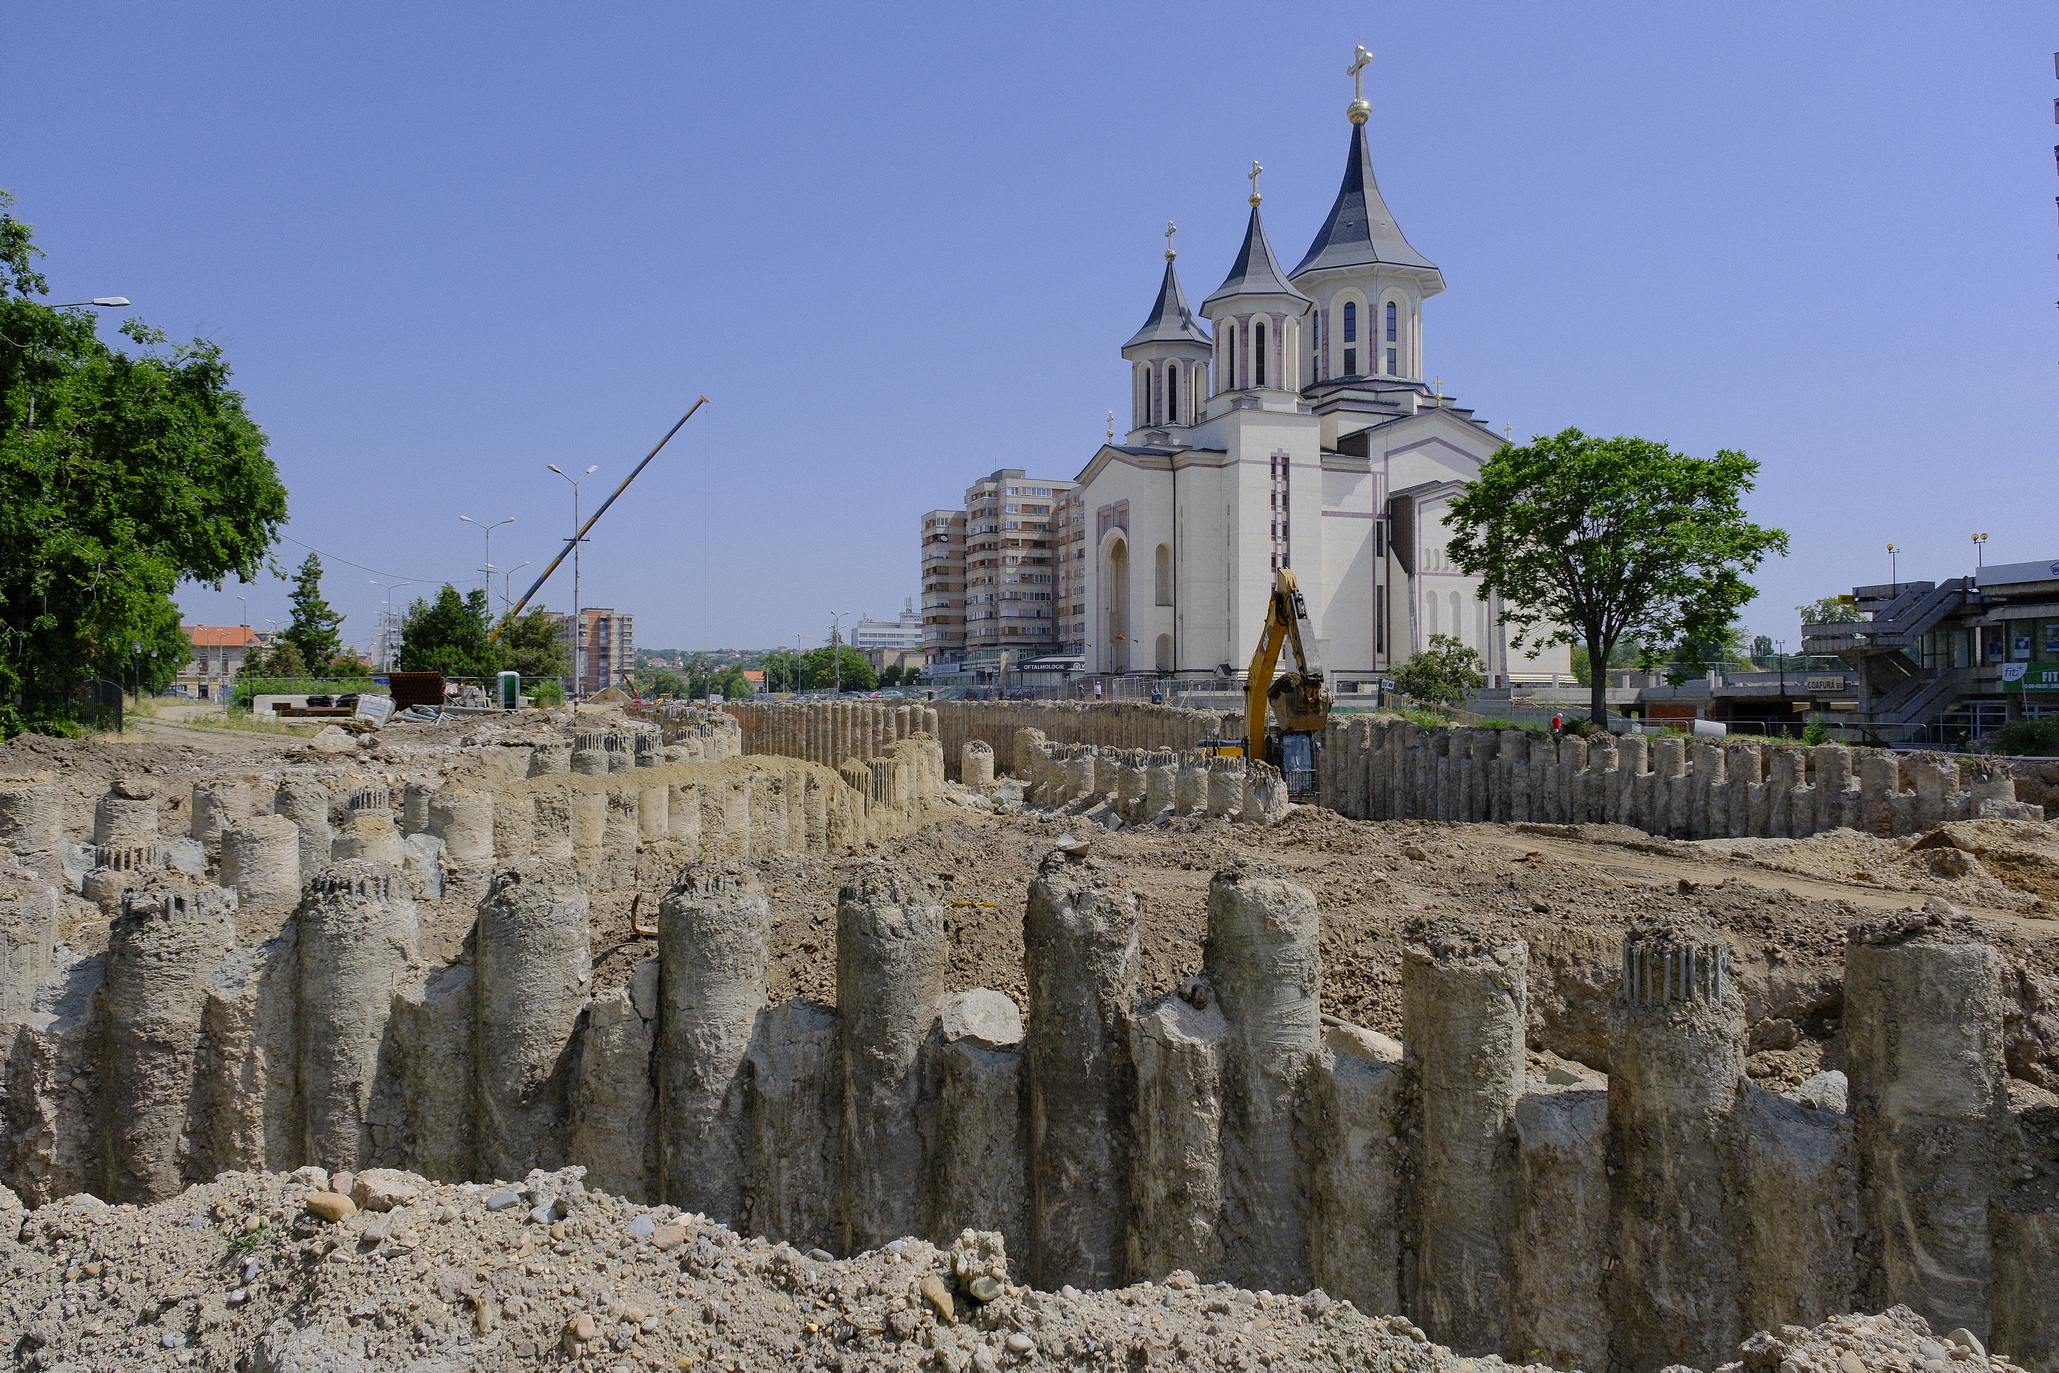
[720,700,940,770]
[1322,715,2045,839]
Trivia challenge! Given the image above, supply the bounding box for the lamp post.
[1972,532,1989,572]
[1886,543,1898,595]
[548,464,599,695]
[50,297,129,309]
[458,516,515,602]
[500,562,530,620]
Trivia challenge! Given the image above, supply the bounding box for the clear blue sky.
[9,3,2056,654]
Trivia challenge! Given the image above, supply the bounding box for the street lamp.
[459,516,515,603]
[236,595,248,627]
[547,464,599,695]
[50,297,129,309]
[1972,532,1989,572]
[1886,543,1898,594]
[500,562,530,620]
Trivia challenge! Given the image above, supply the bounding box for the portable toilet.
[497,671,521,709]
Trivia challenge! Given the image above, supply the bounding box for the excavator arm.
[1244,568,1330,763]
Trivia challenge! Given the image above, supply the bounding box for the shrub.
[1987,718,2059,757]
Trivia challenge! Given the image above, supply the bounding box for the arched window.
[1425,592,1438,639]
[1155,634,1173,672]
[1450,593,1464,647]
[1154,544,1172,606]
[1343,302,1357,342]
[1255,323,1267,387]
[1386,301,1397,342]
[1165,365,1179,424]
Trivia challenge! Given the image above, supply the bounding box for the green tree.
[801,645,875,692]
[1444,428,1788,729]
[879,662,904,687]
[496,605,570,683]
[1656,625,1751,687]
[0,192,285,734]
[398,585,500,678]
[636,665,686,698]
[709,665,753,701]
[237,637,304,682]
[280,552,344,673]
[1391,633,1485,708]
[760,650,801,693]
[1797,595,1863,625]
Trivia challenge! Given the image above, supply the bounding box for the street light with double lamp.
[547,464,599,695]
[458,516,514,602]
[1972,532,1989,572]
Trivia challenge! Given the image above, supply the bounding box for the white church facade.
[1068,61,1570,689]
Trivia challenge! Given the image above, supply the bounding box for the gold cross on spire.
[1347,45,1373,125]
[1107,410,1115,441]
[1164,221,1177,262]
[1247,160,1263,207]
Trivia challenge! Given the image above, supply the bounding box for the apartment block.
[961,468,1072,670]
[575,607,634,695]
[920,509,967,668]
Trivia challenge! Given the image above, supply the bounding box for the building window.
[1387,347,1397,376]
[1155,544,1172,606]
[1268,453,1290,571]
[1344,348,1356,376]
[1165,365,1178,423]
[1254,323,1267,387]
[1385,301,1396,342]
[1343,302,1357,343]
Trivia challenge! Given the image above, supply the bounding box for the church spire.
[1122,231,1210,351]
[1121,225,1213,434]
[1200,202,1312,313]
[1289,50,1442,286]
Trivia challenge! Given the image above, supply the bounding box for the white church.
[1069,55,1570,689]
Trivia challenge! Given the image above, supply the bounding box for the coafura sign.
[2000,663,2059,692]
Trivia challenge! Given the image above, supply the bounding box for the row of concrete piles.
[722,699,1243,784]
[1003,734,1289,825]
[720,701,942,771]
[1321,715,2044,837]
[3,735,944,929]
[0,808,2053,1368]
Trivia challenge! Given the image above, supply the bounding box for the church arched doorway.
[1102,537,1130,673]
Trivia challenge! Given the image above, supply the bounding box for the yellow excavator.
[1202,568,1333,796]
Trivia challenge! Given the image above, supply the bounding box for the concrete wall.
[1318,715,2044,838]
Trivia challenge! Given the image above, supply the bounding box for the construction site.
[0,685,2049,1373]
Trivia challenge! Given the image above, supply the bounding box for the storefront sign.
[2001,663,2059,692]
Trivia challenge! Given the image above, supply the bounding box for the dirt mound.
[0,1166,2021,1373]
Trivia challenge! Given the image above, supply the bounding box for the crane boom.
[490,396,709,641]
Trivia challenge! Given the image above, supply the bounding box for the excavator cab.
[1245,569,1332,798]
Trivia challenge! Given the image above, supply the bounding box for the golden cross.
[1349,45,1373,101]
[1247,161,1263,206]
[1106,410,1115,441]
[1434,375,1443,400]
[1164,221,1177,262]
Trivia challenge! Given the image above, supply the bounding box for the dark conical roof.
[1122,259,1211,351]
[1201,205,1313,313]
[1290,121,1439,280]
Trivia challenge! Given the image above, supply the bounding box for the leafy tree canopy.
[280,552,344,674]
[1444,428,1787,728]
[1797,595,1863,625]
[0,191,285,734]
[496,605,569,683]
[398,585,499,679]
[1391,633,1484,708]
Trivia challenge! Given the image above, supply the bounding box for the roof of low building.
[183,625,261,648]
